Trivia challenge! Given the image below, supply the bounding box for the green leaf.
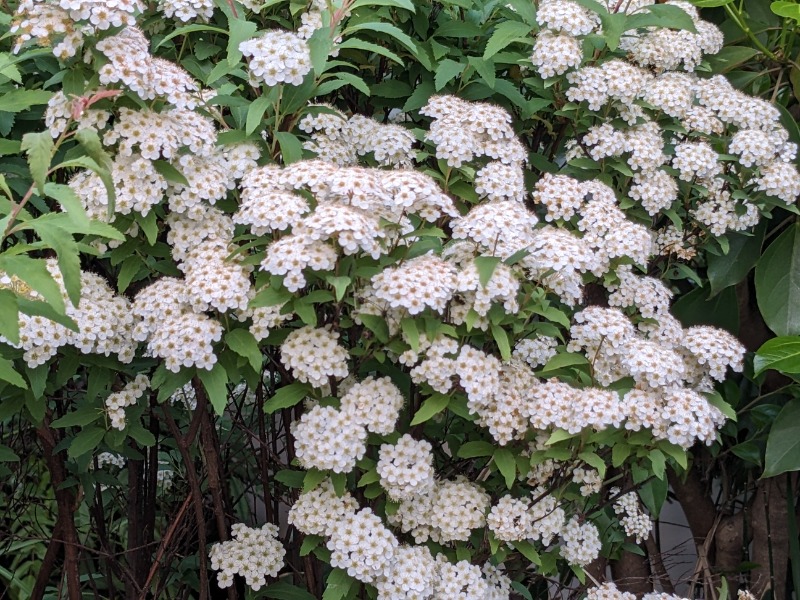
[0,255,65,314]
[128,422,156,447]
[275,132,304,164]
[688,0,733,6]
[512,540,541,565]
[764,398,800,477]
[246,95,271,136]
[410,393,450,425]
[577,451,606,477]
[349,0,415,10]
[434,59,466,91]
[344,22,420,57]
[755,336,800,376]
[228,18,257,66]
[152,160,189,186]
[671,285,739,334]
[307,27,333,76]
[76,129,113,175]
[538,352,589,373]
[225,329,262,372]
[51,406,101,428]
[491,324,511,361]
[359,313,390,343]
[197,364,228,415]
[275,469,305,488]
[322,569,355,600]
[468,56,495,88]
[316,72,371,97]
[624,4,697,33]
[68,426,106,459]
[20,131,53,195]
[474,256,501,288]
[0,290,19,345]
[705,390,737,422]
[264,582,317,600]
[432,21,484,38]
[493,447,516,488]
[0,89,52,113]
[264,382,311,414]
[299,535,322,557]
[0,357,26,389]
[44,183,89,229]
[337,38,405,66]
[0,444,19,462]
[756,223,800,336]
[457,440,495,458]
[303,468,327,492]
[772,0,800,22]
[707,222,766,296]
[33,221,81,306]
[483,20,531,59]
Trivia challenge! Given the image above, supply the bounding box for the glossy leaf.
[764,399,800,477]
[755,224,800,336]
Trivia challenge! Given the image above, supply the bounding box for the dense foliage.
[0,0,799,599]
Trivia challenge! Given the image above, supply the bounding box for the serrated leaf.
[337,38,404,66]
[410,393,450,425]
[68,426,106,459]
[434,59,466,90]
[225,328,263,372]
[483,20,532,59]
[264,382,311,414]
[20,131,53,195]
[44,183,89,229]
[0,255,65,314]
[264,582,317,600]
[0,357,26,389]
[0,89,52,113]
[33,221,81,306]
[512,540,541,565]
[491,324,511,361]
[197,364,228,415]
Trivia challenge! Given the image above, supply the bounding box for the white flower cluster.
[280,326,349,388]
[95,451,125,469]
[209,523,285,591]
[158,0,213,21]
[105,374,150,430]
[0,262,137,368]
[554,2,800,233]
[292,405,366,473]
[420,95,527,166]
[613,489,652,543]
[572,467,602,496]
[389,477,491,543]
[371,254,457,315]
[290,481,510,599]
[96,27,199,109]
[132,277,224,372]
[560,516,601,566]
[239,30,312,86]
[514,336,558,368]
[12,0,142,58]
[300,107,416,167]
[587,582,637,600]
[340,376,405,435]
[377,434,435,500]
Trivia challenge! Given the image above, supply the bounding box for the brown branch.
[139,493,193,599]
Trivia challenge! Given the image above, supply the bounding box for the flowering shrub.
[0,0,796,598]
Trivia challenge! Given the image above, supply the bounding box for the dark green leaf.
[68,426,106,459]
[264,382,311,414]
[764,398,800,477]
[483,20,531,59]
[0,357,26,389]
[457,440,495,458]
[755,224,800,336]
[707,221,766,296]
[410,393,450,425]
[755,336,800,376]
[152,160,189,186]
[493,447,516,488]
[197,363,228,415]
[225,329,262,372]
[20,131,53,195]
